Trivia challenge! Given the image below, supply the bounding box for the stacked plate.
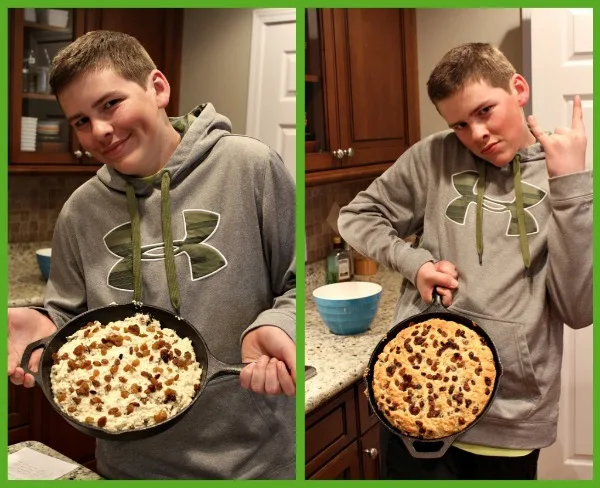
[21,116,37,152]
[37,120,61,141]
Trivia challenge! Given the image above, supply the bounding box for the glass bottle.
[25,49,37,93]
[326,236,352,284]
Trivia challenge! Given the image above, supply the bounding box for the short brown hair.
[427,43,516,104]
[49,30,157,95]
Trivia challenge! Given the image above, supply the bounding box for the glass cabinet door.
[10,8,89,166]
[305,8,340,172]
[305,9,324,154]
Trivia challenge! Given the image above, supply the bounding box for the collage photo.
[4,5,593,483]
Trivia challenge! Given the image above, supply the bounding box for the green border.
[295,7,306,483]
[3,3,598,486]
[1,3,7,486]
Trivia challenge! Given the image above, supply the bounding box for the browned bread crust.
[372,318,496,439]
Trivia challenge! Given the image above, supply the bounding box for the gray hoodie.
[43,103,296,478]
[339,129,592,449]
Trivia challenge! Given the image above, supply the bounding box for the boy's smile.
[436,76,537,167]
[58,68,179,177]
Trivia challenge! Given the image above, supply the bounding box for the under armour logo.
[445,171,546,235]
[104,209,227,291]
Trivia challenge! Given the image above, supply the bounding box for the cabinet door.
[84,9,183,117]
[332,8,420,168]
[8,383,33,445]
[356,380,380,435]
[309,441,361,480]
[306,387,358,478]
[359,424,381,480]
[9,8,88,168]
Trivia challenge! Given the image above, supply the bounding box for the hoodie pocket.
[449,306,542,420]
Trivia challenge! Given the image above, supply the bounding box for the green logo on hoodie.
[104,210,227,291]
[446,171,547,235]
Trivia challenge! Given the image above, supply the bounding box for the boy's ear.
[148,69,171,109]
[511,73,530,108]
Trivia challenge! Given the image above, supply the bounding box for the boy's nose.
[91,120,114,140]
[471,123,490,143]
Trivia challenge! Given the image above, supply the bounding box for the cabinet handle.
[332,149,344,159]
[363,448,379,459]
[344,147,354,157]
[74,150,83,158]
[84,151,92,158]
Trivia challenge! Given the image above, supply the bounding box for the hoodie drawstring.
[160,172,181,315]
[475,155,531,274]
[476,160,486,265]
[126,183,142,302]
[512,154,531,273]
[125,175,182,315]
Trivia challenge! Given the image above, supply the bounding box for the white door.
[522,8,593,480]
[246,8,296,182]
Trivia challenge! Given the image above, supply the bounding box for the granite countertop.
[305,261,405,413]
[8,441,103,480]
[9,241,51,307]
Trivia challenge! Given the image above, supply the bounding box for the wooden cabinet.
[306,8,420,186]
[9,8,183,173]
[306,379,382,480]
[9,383,97,470]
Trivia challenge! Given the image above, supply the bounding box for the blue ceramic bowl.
[313,281,382,335]
[36,248,52,281]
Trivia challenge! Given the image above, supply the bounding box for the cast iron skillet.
[20,302,245,441]
[364,289,503,458]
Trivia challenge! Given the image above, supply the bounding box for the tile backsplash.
[306,178,374,263]
[9,173,92,243]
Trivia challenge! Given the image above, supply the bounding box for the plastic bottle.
[326,236,352,284]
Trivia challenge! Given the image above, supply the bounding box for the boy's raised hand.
[528,95,587,177]
[416,260,459,307]
[240,326,295,396]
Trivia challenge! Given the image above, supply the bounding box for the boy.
[339,43,591,480]
[8,31,296,479]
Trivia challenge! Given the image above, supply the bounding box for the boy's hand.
[8,308,57,388]
[416,261,459,307]
[528,95,587,177]
[240,326,295,396]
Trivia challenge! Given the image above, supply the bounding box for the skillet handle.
[206,357,247,383]
[400,433,458,459]
[20,336,52,386]
[425,287,448,314]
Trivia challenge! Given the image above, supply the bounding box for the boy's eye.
[73,117,89,128]
[104,99,121,110]
[480,106,492,115]
[453,123,466,131]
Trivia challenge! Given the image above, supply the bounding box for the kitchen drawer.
[305,386,357,477]
[309,440,361,480]
[356,378,379,434]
